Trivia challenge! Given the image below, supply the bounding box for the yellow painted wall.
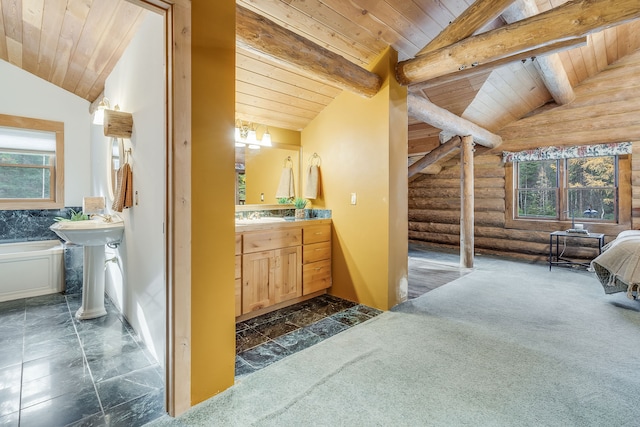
[244,126,301,205]
[301,47,408,310]
[191,0,236,404]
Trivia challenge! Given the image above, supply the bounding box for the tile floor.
[235,294,382,379]
[0,248,453,425]
[0,294,165,427]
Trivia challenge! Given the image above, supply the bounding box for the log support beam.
[397,0,640,86]
[417,0,516,56]
[408,136,461,178]
[460,135,475,268]
[407,93,502,148]
[236,4,382,98]
[408,37,586,93]
[502,0,575,105]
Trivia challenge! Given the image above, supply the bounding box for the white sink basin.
[50,218,124,246]
[235,217,285,225]
[50,217,125,320]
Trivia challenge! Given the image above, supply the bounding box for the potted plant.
[293,197,308,219]
[54,209,90,222]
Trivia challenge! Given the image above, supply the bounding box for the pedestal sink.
[50,217,124,320]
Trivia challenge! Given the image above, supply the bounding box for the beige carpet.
[148,253,640,426]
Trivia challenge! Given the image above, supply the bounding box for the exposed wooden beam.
[408,136,461,178]
[460,135,475,268]
[236,4,382,98]
[502,0,575,105]
[407,94,502,148]
[416,0,515,56]
[409,37,586,92]
[397,0,640,86]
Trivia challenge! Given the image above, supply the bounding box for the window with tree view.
[0,115,64,209]
[516,156,618,222]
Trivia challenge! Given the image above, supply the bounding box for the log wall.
[409,147,640,263]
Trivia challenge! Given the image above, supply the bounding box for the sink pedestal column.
[76,245,108,319]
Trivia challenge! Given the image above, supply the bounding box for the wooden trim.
[124,0,190,417]
[505,155,632,236]
[166,1,191,417]
[0,114,64,210]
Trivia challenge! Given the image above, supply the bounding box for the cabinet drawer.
[303,259,331,295]
[243,229,302,253]
[303,224,331,244]
[235,234,242,255]
[303,241,331,264]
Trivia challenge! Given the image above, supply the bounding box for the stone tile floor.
[0,294,164,427]
[235,294,382,379]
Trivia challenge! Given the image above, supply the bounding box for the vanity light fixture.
[235,120,272,149]
[92,97,110,125]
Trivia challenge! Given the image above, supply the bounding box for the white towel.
[275,167,295,199]
[304,165,319,199]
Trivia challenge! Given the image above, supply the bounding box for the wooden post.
[460,135,475,268]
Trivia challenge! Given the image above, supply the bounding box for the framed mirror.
[107,137,122,201]
[235,143,301,206]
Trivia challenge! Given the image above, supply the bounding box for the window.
[0,114,64,209]
[514,156,620,223]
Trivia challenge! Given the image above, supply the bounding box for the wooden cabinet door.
[242,250,275,314]
[235,255,242,317]
[274,246,302,303]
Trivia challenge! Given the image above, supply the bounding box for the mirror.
[235,143,301,206]
[107,138,122,201]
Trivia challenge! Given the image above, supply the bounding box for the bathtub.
[0,240,65,302]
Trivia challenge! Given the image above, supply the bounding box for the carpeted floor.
[148,253,640,427]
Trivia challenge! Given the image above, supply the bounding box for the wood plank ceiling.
[0,0,145,102]
[1,0,639,160]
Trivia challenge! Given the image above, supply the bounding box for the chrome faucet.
[91,214,113,223]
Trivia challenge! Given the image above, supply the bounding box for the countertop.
[235,217,331,232]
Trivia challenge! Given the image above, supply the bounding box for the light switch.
[350,193,357,205]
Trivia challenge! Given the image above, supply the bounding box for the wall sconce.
[92,97,110,125]
[92,96,134,139]
[104,108,133,139]
[235,120,272,149]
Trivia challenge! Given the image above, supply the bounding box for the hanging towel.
[275,167,295,199]
[304,164,319,199]
[112,162,134,212]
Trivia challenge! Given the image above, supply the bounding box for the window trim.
[505,154,631,235]
[0,114,64,210]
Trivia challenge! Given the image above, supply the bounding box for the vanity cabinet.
[241,228,302,315]
[236,220,330,319]
[302,224,332,295]
[234,234,242,317]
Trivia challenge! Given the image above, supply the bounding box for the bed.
[591,230,640,299]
